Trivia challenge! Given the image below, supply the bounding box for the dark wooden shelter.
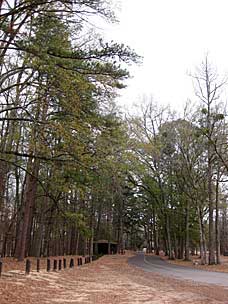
[93,240,118,255]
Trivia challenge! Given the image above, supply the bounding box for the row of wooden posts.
[0,256,96,276]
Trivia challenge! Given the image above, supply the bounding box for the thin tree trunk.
[153,209,159,255]
[184,200,190,261]
[208,164,215,264]
[215,169,221,264]
[197,205,207,265]
[75,230,80,255]
[165,213,174,259]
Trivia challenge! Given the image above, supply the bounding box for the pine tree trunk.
[15,159,39,260]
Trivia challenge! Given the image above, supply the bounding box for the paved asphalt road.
[128,253,228,287]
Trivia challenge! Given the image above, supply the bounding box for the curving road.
[128,253,228,286]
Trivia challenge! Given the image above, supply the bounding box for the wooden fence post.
[58,260,62,271]
[63,258,66,269]
[53,260,57,271]
[0,261,2,276]
[37,259,40,272]
[69,258,74,268]
[47,259,51,272]
[25,259,31,274]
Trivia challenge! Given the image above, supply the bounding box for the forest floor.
[161,254,228,273]
[1,252,228,303]
[0,255,83,272]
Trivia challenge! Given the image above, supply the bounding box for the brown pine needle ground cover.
[1,252,228,304]
[0,255,83,273]
[161,254,228,273]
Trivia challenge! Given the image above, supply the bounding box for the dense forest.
[1,0,228,266]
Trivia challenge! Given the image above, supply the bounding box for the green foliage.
[64,212,91,237]
[214,113,225,121]
[201,108,208,115]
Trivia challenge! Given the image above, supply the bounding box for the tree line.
[128,59,228,265]
[0,0,139,261]
[1,1,228,266]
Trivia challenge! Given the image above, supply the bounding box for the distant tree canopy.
[127,59,228,265]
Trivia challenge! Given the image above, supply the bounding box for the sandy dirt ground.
[1,252,228,304]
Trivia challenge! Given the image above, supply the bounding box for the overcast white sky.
[101,0,228,112]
